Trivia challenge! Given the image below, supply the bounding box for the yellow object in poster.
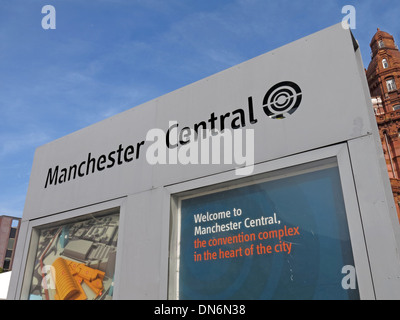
[52,257,86,300]
[52,257,105,300]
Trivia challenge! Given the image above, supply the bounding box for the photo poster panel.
[177,165,360,300]
[27,212,119,300]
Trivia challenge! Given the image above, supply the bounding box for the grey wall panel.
[115,188,170,299]
[23,24,375,220]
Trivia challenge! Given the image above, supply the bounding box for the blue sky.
[1,0,400,218]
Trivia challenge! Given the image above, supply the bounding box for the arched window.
[379,40,385,48]
[387,78,397,92]
[382,58,389,69]
[393,104,400,111]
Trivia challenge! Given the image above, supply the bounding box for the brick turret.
[366,28,400,221]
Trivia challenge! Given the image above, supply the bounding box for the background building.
[0,215,21,272]
[366,28,400,221]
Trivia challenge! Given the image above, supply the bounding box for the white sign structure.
[8,23,400,300]
[0,272,12,300]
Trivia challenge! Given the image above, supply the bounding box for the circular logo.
[262,81,302,119]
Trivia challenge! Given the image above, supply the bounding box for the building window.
[11,219,19,228]
[24,210,120,300]
[3,259,10,270]
[387,78,397,92]
[382,59,389,69]
[9,227,17,238]
[379,40,385,48]
[169,160,360,300]
[7,238,15,250]
[393,105,400,111]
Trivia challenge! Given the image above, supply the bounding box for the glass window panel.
[25,211,119,300]
[3,259,10,270]
[387,79,397,92]
[9,228,17,239]
[382,59,388,69]
[7,238,15,250]
[5,249,13,258]
[11,219,19,228]
[171,162,360,300]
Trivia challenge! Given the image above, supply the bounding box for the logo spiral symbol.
[263,81,302,119]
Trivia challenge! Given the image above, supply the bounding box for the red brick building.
[0,215,21,272]
[366,28,400,221]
